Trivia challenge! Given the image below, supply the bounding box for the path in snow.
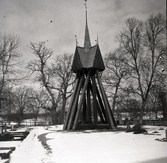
[38,133,52,154]
[9,127,50,163]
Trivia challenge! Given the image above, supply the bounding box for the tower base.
[63,70,117,130]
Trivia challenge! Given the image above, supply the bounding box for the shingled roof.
[71,44,105,73]
[71,2,105,73]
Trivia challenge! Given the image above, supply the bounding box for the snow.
[2,125,167,163]
[9,127,48,163]
[0,141,21,148]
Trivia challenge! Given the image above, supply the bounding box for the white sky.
[0,0,166,62]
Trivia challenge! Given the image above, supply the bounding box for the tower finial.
[96,34,99,45]
[84,0,87,25]
[84,0,91,49]
[75,35,78,46]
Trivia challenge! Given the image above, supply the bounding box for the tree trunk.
[34,113,38,126]
[18,111,23,126]
[159,91,167,120]
[139,99,146,124]
[162,94,167,120]
[50,109,57,125]
[112,80,120,114]
[61,97,66,124]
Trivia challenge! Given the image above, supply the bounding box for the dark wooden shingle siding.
[71,45,105,73]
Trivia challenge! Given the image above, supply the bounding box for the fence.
[120,119,167,126]
[142,120,167,126]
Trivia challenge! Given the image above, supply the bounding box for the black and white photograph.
[0,0,166,162]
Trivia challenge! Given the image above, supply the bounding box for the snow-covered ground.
[1,125,167,163]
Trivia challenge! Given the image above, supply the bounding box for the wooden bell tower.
[63,2,117,130]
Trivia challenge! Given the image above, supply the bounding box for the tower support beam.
[67,75,84,130]
[96,70,116,128]
[72,71,91,130]
[64,70,117,130]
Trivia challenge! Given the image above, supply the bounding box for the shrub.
[0,133,14,141]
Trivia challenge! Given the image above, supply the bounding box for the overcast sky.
[0,0,166,63]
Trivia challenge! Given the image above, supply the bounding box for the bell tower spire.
[64,0,117,130]
[84,0,91,49]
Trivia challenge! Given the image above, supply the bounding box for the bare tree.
[116,13,166,123]
[0,34,22,111]
[124,98,141,120]
[1,86,15,123]
[27,41,61,124]
[103,49,131,116]
[27,89,45,125]
[52,53,75,123]
[13,86,30,126]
